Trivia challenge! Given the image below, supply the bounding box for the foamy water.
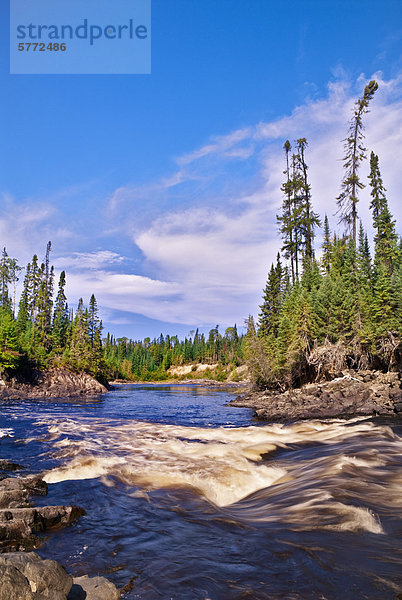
[1,385,401,599]
[37,415,402,536]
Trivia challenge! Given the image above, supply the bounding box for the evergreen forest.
[0,80,400,387]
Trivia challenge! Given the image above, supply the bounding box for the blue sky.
[1,0,402,340]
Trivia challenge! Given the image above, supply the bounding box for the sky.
[1,0,402,340]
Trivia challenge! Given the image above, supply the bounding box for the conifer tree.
[296,138,320,263]
[258,253,283,337]
[337,80,378,244]
[321,216,332,274]
[278,141,296,283]
[0,248,12,310]
[368,151,387,234]
[52,271,69,351]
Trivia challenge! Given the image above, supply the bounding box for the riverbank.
[230,369,402,421]
[0,461,120,599]
[0,368,108,400]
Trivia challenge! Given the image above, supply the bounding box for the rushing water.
[1,384,402,599]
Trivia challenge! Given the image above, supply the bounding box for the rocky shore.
[229,370,402,422]
[0,368,108,400]
[0,462,120,599]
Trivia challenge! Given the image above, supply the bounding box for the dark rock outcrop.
[0,553,121,600]
[230,370,402,422]
[0,368,108,400]
[0,474,85,551]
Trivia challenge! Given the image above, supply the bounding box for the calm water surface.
[1,384,401,599]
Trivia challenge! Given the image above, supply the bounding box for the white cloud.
[3,73,402,332]
[128,72,402,324]
[54,250,125,271]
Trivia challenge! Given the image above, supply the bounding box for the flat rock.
[230,370,402,422]
[69,575,120,600]
[0,474,85,551]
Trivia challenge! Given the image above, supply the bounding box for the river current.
[1,384,401,599]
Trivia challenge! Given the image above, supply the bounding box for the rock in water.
[0,552,72,599]
[0,474,85,551]
[69,575,121,599]
[0,553,121,599]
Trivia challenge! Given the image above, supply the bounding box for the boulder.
[0,553,72,600]
[69,575,120,600]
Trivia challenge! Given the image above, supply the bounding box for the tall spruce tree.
[278,140,296,282]
[296,138,320,263]
[258,253,283,337]
[52,270,69,351]
[321,216,332,274]
[337,80,378,244]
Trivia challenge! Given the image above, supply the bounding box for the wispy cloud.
[3,73,402,332]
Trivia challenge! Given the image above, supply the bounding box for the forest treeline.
[103,326,244,381]
[0,242,107,381]
[1,80,400,387]
[248,80,402,389]
[0,242,244,381]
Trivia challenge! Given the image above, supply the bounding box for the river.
[1,384,401,599]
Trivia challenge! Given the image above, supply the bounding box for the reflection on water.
[1,385,402,599]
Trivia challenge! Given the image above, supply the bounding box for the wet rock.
[0,460,23,472]
[0,368,108,400]
[0,506,86,550]
[230,370,402,422]
[0,474,85,551]
[0,476,47,509]
[0,552,72,599]
[68,575,121,600]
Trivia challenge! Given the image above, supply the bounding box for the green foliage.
[103,324,245,381]
[252,79,401,389]
[0,307,20,372]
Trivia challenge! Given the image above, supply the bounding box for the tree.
[0,248,13,310]
[52,271,69,351]
[368,151,387,234]
[296,138,320,263]
[278,140,297,282]
[337,80,378,244]
[258,253,283,337]
[88,294,101,346]
[321,215,332,274]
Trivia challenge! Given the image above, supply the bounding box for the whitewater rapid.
[37,415,402,536]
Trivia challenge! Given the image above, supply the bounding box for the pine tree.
[278,141,297,283]
[258,254,283,337]
[52,271,69,351]
[296,138,320,263]
[68,298,90,370]
[88,294,100,346]
[0,248,12,310]
[368,151,387,234]
[356,222,374,341]
[337,80,378,244]
[321,216,332,274]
